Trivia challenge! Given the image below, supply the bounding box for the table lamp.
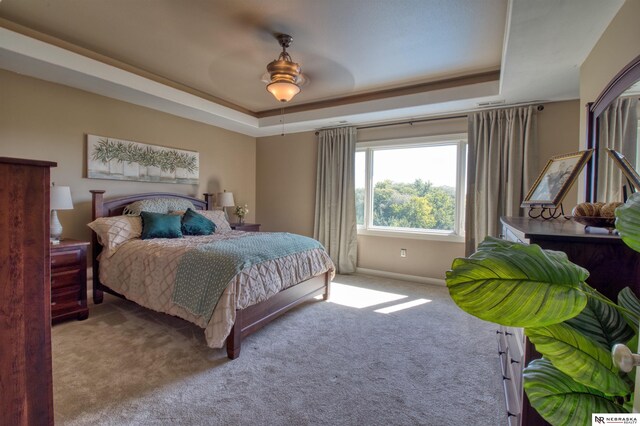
[50,184,74,243]
[216,190,235,221]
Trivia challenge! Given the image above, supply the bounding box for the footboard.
[226,272,330,359]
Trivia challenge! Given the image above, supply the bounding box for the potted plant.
[446,193,640,425]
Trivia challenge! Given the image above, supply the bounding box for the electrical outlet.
[400,248,407,258]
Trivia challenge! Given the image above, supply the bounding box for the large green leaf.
[619,287,640,321]
[526,323,629,395]
[524,358,626,426]
[446,237,589,327]
[616,193,640,253]
[565,296,634,349]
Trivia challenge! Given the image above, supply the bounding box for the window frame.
[356,133,467,242]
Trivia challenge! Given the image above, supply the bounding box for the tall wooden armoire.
[0,157,56,424]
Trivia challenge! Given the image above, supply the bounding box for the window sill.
[357,228,465,243]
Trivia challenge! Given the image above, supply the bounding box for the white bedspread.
[98,231,335,348]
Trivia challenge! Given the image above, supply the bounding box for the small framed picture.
[606,149,640,192]
[521,150,594,208]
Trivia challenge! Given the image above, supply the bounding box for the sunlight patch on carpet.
[374,298,431,314]
[328,282,406,308]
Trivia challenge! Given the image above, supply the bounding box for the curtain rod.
[314,104,544,135]
[314,114,465,135]
[357,114,467,131]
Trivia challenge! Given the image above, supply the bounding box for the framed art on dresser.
[521,150,593,208]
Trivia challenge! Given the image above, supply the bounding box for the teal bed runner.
[172,233,323,320]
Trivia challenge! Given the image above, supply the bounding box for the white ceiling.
[0,0,625,137]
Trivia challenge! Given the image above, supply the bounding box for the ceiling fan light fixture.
[266,80,301,103]
[266,34,302,103]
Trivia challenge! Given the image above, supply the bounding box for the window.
[355,134,467,241]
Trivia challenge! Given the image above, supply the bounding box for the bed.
[89,190,334,359]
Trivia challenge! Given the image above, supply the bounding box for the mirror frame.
[585,54,640,202]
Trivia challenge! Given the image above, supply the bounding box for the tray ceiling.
[0,0,625,136]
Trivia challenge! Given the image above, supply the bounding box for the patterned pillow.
[87,215,142,257]
[197,210,232,233]
[123,198,196,216]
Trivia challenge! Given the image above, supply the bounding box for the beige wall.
[0,59,580,281]
[536,100,582,208]
[0,69,256,242]
[579,0,640,145]
[256,131,318,237]
[256,101,580,280]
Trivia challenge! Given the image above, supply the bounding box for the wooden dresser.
[498,216,640,426]
[0,157,56,425]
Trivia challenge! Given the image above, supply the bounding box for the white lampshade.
[217,191,235,208]
[50,185,74,210]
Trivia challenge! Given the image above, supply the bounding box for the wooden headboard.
[89,190,213,303]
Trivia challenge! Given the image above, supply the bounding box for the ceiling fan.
[263,34,309,103]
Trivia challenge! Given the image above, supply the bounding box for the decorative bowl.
[571,216,616,228]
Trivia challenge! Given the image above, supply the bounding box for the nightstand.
[230,222,261,232]
[50,239,90,324]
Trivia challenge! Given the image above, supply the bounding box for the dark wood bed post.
[227,310,243,359]
[203,193,213,210]
[323,273,330,301]
[90,190,106,304]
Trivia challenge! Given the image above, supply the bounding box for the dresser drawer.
[51,249,82,268]
[51,268,82,289]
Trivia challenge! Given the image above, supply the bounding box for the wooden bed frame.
[90,190,331,359]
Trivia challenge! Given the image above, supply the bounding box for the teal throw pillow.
[181,208,216,236]
[140,211,183,239]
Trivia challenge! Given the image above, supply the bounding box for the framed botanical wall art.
[87,135,199,184]
[521,149,594,208]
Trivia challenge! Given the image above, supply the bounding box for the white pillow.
[87,215,142,257]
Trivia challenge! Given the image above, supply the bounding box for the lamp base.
[50,209,63,242]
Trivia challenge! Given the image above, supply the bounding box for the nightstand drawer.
[51,249,82,268]
[230,223,261,232]
[50,239,89,323]
[52,286,82,307]
[51,268,82,289]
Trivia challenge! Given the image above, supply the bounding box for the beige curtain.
[466,106,536,255]
[314,127,358,273]
[597,97,639,202]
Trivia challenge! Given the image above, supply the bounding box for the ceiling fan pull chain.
[281,107,285,136]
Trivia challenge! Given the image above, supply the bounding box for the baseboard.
[355,268,446,287]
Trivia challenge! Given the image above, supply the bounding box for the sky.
[355,145,458,189]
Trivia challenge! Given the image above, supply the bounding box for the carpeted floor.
[52,274,505,425]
